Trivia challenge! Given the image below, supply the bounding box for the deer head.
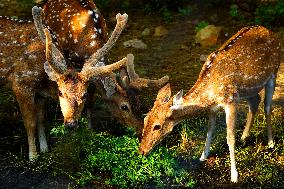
[139,83,178,155]
[101,54,169,137]
[139,83,197,154]
[33,6,129,128]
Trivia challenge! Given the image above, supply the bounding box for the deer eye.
[153,125,161,131]
[120,104,129,112]
[163,95,170,103]
[82,92,88,99]
[58,90,63,97]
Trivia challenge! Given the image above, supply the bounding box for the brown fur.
[139,26,281,182]
[39,1,169,135]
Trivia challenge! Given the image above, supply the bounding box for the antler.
[79,57,128,81]
[117,54,169,90]
[44,29,68,74]
[81,13,128,76]
[45,27,128,80]
[32,6,45,42]
[33,6,67,74]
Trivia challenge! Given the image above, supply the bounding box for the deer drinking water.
[0,11,130,160]
[139,26,281,182]
[36,0,169,135]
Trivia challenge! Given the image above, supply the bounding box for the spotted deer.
[0,11,129,160]
[35,0,169,135]
[139,26,281,182]
[33,6,130,128]
[95,54,169,138]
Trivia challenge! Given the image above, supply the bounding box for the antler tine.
[81,13,128,74]
[125,54,170,90]
[32,6,45,43]
[80,57,128,80]
[44,28,67,74]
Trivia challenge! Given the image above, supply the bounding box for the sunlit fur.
[0,17,53,160]
[139,26,281,182]
[42,0,108,66]
[56,74,88,126]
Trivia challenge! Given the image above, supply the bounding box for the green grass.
[1,89,283,188]
[173,108,284,187]
[36,106,283,188]
[47,125,195,188]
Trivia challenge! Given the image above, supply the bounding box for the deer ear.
[170,90,183,110]
[156,83,171,102]
[116,69,129,89]
[44,61,60,81]
[49,44,68,72]
[44,28,67,74]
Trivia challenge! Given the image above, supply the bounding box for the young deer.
[35,1,169,134]
[0,12,129,160]
[139,26,281,182]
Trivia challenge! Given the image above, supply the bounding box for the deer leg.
[200,110,217,161]
[241,94,261,141]
[224,103,238,183]
[86,83,96,129]
[14,88,37,161]
[264,76,275,148]
[36,97,48,153]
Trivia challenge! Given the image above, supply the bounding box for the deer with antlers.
[34,0,169,135]
[139,26,281,182]
[0,10,130,160]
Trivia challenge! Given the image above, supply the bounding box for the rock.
[142,28,151,36]
[180,44,188,50]
[195,25,223,47]
[154,26,168,37]
[209,14,218,23]
[123,39,147,49]
[200,54,208,62]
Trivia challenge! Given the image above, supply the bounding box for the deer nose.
[139,149,145,156]
[65,121,78,129]
[138,147,147,156]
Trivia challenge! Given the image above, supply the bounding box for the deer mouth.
[138,146,151,156]
[138,139,156,156]
[65,121,79,129]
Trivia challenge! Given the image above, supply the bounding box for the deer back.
[0,17,46,88]
[42,0,108,67]
[190,26,281,103]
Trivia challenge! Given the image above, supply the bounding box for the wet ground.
[0,0,284,188]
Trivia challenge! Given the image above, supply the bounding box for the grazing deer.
[0,12,129,160]
[94,54,169,137]
[33,6,130,128]
[35,0,169,134]
[139,26,281,182]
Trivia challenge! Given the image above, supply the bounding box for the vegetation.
[1,0,284,188]
[229,1,284,27]
[254,1,284,27]
[30,121,196,188]
[195,20,209,32]
[12,0,284,26]
[2,105,283,188]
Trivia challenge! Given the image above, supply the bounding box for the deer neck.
[171,82,215,122]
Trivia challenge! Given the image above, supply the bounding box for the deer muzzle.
[65,121,79,129]
[138,142,152,156]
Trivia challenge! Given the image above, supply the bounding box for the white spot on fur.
[91,33,96,39]
[90,41,96,47]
